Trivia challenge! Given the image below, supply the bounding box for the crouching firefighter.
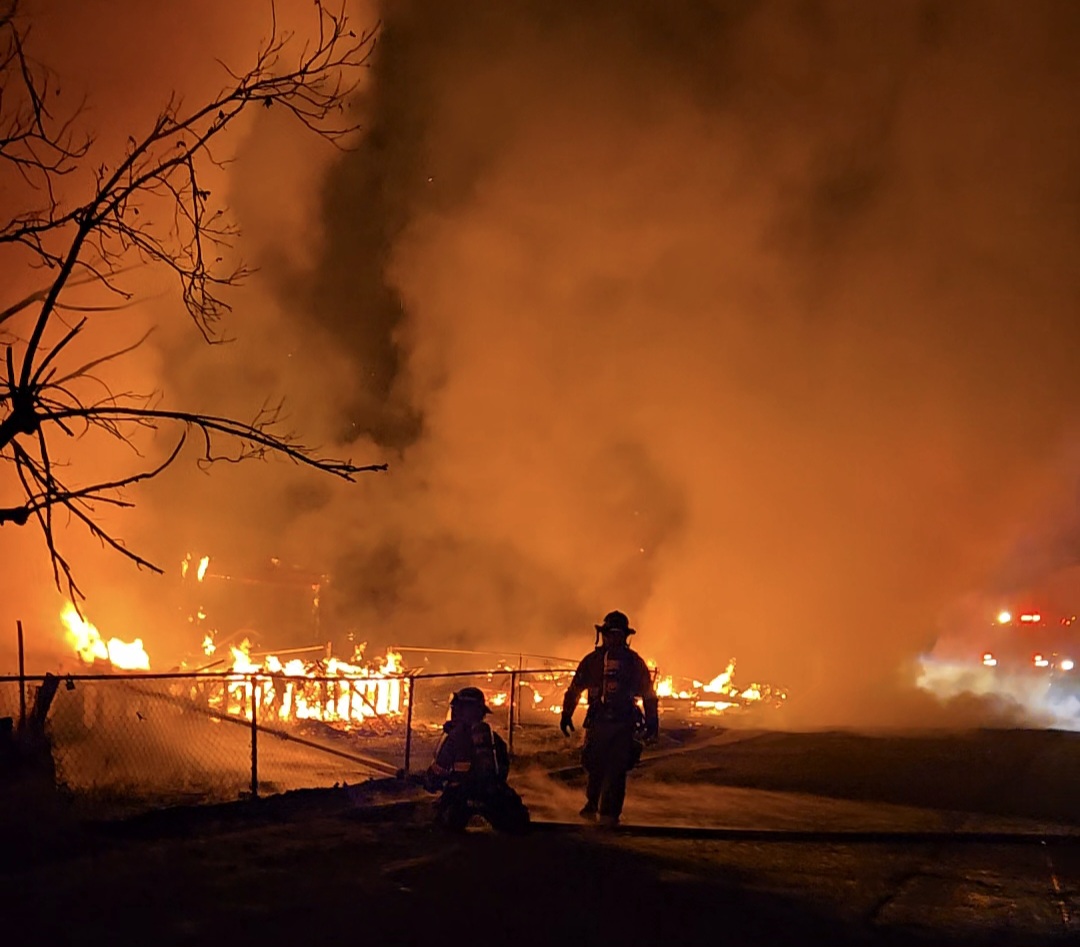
[560,610,659,826]
[424,686,531,834]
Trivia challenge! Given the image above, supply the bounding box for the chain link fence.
[0,679,23,725]
[0,665,575,816]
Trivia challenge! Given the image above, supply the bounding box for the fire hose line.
[1041,840,1074,932]
[542,731,768,783]
[526,823,1080,845]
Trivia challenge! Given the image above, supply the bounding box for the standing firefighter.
[424,686,530,834]
[560,610,659,826]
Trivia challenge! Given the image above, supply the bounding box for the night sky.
[3,0,1080,726]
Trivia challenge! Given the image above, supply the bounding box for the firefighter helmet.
[451,686,492,715]
[595,610,635,636]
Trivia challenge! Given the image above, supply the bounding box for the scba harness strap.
[591,647,642,725]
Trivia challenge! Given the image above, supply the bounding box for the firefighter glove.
[560,712,575,736]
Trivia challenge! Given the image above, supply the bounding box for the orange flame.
[61,602,150,670]
[212,640,407,725]
[652,658,784,715]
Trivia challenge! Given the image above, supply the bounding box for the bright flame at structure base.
[59,598,406,726]
[215,640,406,725]
[61,602,150,670]
[652,659,786,714]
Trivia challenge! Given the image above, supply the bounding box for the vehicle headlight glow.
[1061,659,1075,671]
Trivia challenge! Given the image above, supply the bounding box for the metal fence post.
[16,620,26,731]
[508,670,517,756]
[402,675,415,775]
[250,677,259,799]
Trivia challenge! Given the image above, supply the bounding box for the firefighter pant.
[434,782,531,835]
[581,718,638,819]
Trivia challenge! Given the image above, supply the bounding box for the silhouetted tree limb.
[0,1,386,603]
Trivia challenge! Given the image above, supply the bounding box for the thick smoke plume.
[4,1,1080,730]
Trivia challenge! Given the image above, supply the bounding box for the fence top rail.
[404,666,577,681]
[0,665,577,685]
[391,645,578,665]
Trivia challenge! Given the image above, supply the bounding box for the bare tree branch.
[0,1,386,600]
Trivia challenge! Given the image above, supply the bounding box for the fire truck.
[977,608,1079,689]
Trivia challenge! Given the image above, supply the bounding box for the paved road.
[579,826,1080,942]
[4,783,1078,946]
[6,726,1080,944]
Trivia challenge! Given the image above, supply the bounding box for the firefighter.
[560,609,659,826]
[424,686,530,834]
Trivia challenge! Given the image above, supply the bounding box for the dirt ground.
[3,725,1080,946]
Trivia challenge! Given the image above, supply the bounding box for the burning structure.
[45,550,789,736]
[13,553,787,817]
[55,598,786,733]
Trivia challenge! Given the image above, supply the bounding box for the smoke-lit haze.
[4,0,1080,728]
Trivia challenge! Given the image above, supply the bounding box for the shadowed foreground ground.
[3,727,1079,945]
